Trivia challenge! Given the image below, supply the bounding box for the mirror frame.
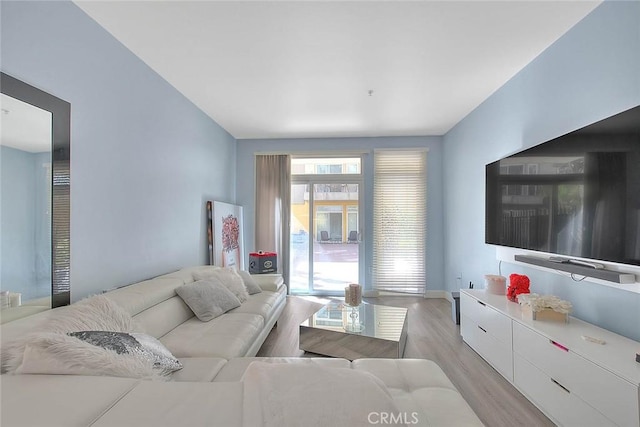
[1,72,71,308]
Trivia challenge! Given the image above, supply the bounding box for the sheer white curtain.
[255,155,291,288]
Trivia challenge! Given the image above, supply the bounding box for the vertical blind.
[372,149,427,294]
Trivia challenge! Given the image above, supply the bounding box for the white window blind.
[373,149,427,294]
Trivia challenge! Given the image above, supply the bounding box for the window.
[291,158,361,175]
[372,149,427,294]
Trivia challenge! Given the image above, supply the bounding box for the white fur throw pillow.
[12,331,179,379]
[1,295,133,374]
[45,294,133,333]
[193,267,249,303]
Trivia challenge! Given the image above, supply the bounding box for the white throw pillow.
[12,331,181,379]
[193,267,250,303]
[1,294,133,374]
[237,270,262,295]
[46,294,133,333]
[176,280,241,321]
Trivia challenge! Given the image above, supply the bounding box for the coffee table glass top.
[300,300,408,342]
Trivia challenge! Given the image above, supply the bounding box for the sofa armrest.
[1,306,50,324]
[250,274,284,292]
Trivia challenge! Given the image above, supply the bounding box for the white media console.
[460,289,640,427]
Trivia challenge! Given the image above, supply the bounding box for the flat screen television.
[486,105,640,266]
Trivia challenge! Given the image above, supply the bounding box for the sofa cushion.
[131,297,194,339]
[250,273,285,292]
[0,305,50,325]
[170,357,227,382]
[175,280,241,321]
[154,266,220,284]
[242,361,401,427]
[104,278,184,317]
[213,357,352,382]
[194,268,249,303]
[227,289,283,320]
[90,381,243,427]
[352,359,483,427]
[0,374,139,427]
[159,313,264,359]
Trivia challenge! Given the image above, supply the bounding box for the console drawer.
[513,322,638,427]
[514,353,615,427]
[460,313,476,346]
[462,313,513,382]
[513,321,574,384]
[475,322,513,382]
[460,292,481,323]
[460,293,511,346]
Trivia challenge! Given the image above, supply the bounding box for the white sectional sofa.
[104,266,287,360]
[1,266,286,363]
[0,266,483,427]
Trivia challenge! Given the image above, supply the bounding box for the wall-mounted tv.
[486,105,640,266]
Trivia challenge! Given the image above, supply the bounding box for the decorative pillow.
[10,331,181,379]
[45,294,133,333]
[69,331,182,373]
[176,279,241,321]
[193,267,250,303]
[238,270,262,295]
[1,294,133,374]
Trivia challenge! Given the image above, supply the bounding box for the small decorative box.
[484,274,506,295]
[521,305,569,323]
[249,251,277,274]
[518,293,571,323]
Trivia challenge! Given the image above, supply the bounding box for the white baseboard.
[425,290,451,301]
[365,290,452,300]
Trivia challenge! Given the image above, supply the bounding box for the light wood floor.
[257,295,554,427]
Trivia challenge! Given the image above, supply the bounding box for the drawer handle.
[477,301,486,306]
[478,326,487,333]
[550,340,569,352]
[550,378,570,394]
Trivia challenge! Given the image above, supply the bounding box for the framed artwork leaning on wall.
[206,201,244,270]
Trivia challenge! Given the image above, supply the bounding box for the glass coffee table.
[299,300,408,360]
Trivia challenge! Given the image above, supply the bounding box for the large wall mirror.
[1,72,70,309]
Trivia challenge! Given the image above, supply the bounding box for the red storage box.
[249,251,277,274]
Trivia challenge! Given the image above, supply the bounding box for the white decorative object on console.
[460,289,640,427]
[484,274,506,294]
[517,293,571,323]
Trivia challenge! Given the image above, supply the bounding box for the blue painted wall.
[0,147,50,301]
[1,146,36,298]
[236,136,444,291]
[443,1,640,340]
[1,1,236,299]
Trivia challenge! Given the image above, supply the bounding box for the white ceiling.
[74,1,601,140]
[0,94,52,153]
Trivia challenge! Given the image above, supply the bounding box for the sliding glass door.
[289,158,363,294]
